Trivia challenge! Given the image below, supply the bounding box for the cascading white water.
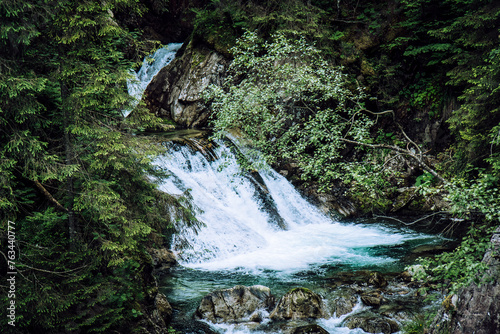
[123,42,183,117]
[155,139,433,275]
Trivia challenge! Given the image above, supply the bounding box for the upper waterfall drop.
[155,137,435,274]
[123,43,183,117]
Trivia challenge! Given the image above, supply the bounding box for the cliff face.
[429,227,500,334]
[144,42,229,128]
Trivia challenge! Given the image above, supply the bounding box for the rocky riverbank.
[174,270,440,334]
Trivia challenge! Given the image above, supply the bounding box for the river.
[153,136,444,333]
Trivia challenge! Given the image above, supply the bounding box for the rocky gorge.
[3,1,499,333]
[138,28,495,333]
[139,30,499,334]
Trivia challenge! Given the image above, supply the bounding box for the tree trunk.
[61,82,78,249]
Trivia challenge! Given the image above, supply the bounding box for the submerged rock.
[343,315,399,334]
[270,287,326,321]
[292,324,330,334]
[194,285,275,324]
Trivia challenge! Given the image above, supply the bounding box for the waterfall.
[123,42,183,117]
[155,138,432,275]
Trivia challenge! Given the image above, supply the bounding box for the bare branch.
[345,108,394,137]
[339,138,449,185]
[33,180,68,212]
[373,211,449,226]
[19,262,87,276]
[397,123,422,159]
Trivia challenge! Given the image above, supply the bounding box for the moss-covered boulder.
[270,287,326,321]
[194,285,275,324]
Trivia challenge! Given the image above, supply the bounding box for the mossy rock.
[270,287,326,320]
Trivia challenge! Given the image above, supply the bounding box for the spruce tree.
[0,0,177,332]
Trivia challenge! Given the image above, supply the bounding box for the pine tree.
[0,0,179,332]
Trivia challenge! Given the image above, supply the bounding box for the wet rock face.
[331,293,358,317]
[369,271,388,288]
[148,248,177,271]
[144,42,229,128]
[269,288,326,321]
[194,285,275,324]
[155,292,173,323]
[360,291,385,307]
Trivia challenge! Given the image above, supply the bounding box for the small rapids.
[123,42,183,117]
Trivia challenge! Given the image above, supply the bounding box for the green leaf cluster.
[413,222,495,294]
[206,31,394,198]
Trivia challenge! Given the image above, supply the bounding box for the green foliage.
[446,170,500,222]
[250,0,330,41]
[191,0,346,55]
[206,31,382,192]
[408,166,499,293]
[392,0,500,298]
[400,75,443,119]
[415,171,435,188]
[413,223,494,293]
[192,0,249,52]
[338,150,402,212]
[396,0,500,171]
[402,314,430,334]
[447,44,500,166]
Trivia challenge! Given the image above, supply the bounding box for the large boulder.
[194,285,275,324]
[144,41,229,128]
[270,287,326,321]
